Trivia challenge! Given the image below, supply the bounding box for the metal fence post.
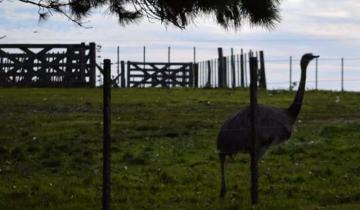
[341,58,344,92]
[315,57,318,90]
[117,46,120,86]
[289,56,292,91]
[143,46,146,67]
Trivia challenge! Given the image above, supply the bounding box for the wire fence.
[100,58,360,91]
[96,46,360,91]
[265,57,360,91]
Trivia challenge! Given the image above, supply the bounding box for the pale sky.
[1,0,360,90]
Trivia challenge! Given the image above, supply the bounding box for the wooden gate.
[0,43,96,87]
[127,62,194,88]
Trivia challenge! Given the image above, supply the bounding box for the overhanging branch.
[17,0,91,28]
[10,0,281,30]
[18,0,72,9]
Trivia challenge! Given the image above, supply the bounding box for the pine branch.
[17,0,91,28]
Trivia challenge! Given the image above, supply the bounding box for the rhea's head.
[301,53,320,69]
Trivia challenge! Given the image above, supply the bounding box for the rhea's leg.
[257,146,268,162]
[219,153,227,198]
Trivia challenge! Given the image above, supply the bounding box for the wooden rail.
[0,42,96,87]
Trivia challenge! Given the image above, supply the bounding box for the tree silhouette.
[9,0,281,29]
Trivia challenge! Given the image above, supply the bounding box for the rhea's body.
[217,53,320,198]
[217,105,294,157]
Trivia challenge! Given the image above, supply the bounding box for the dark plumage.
[217,53,319,198]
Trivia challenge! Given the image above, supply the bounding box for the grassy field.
[0,88,359,210]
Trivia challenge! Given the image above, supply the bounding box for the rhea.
[217,53,319,198]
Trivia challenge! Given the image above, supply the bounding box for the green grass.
[0,88,359,210]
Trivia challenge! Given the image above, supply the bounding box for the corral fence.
[127,61,195,88]
[2,43,358,91]
[1,42,259,89]
[194,48,266,88]
[109,54,359,91]
[97,61,196,88]
[107,47,266,89]
[0,42,96,87]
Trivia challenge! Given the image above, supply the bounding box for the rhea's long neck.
[288,61,308,119]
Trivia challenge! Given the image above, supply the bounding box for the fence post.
[168,46,171,64]
[117,46,120,86]
[80,42,86,84]
[207,60,212,87]
[189,63,194,87]
[127,61,130,88]
[315,57,318,90]
[102,59,112,210]
[143,47,146,86]
[237,54,240,87]
[218,48,224,88]
[341,58,344,92]
[143,46,146,66]
[213,59,217,87]
[193,47,196,64]
[231,48,236,88]
[258,51,266,89]
[244,53,248,87]
[193,63,199,88]
[249,55,259,205]
[120,61,125,88]
[289,56,292,91]
[223,57,227,88]
[199,62,202,88]
[89,42,96,87]
[240,49,245,88]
